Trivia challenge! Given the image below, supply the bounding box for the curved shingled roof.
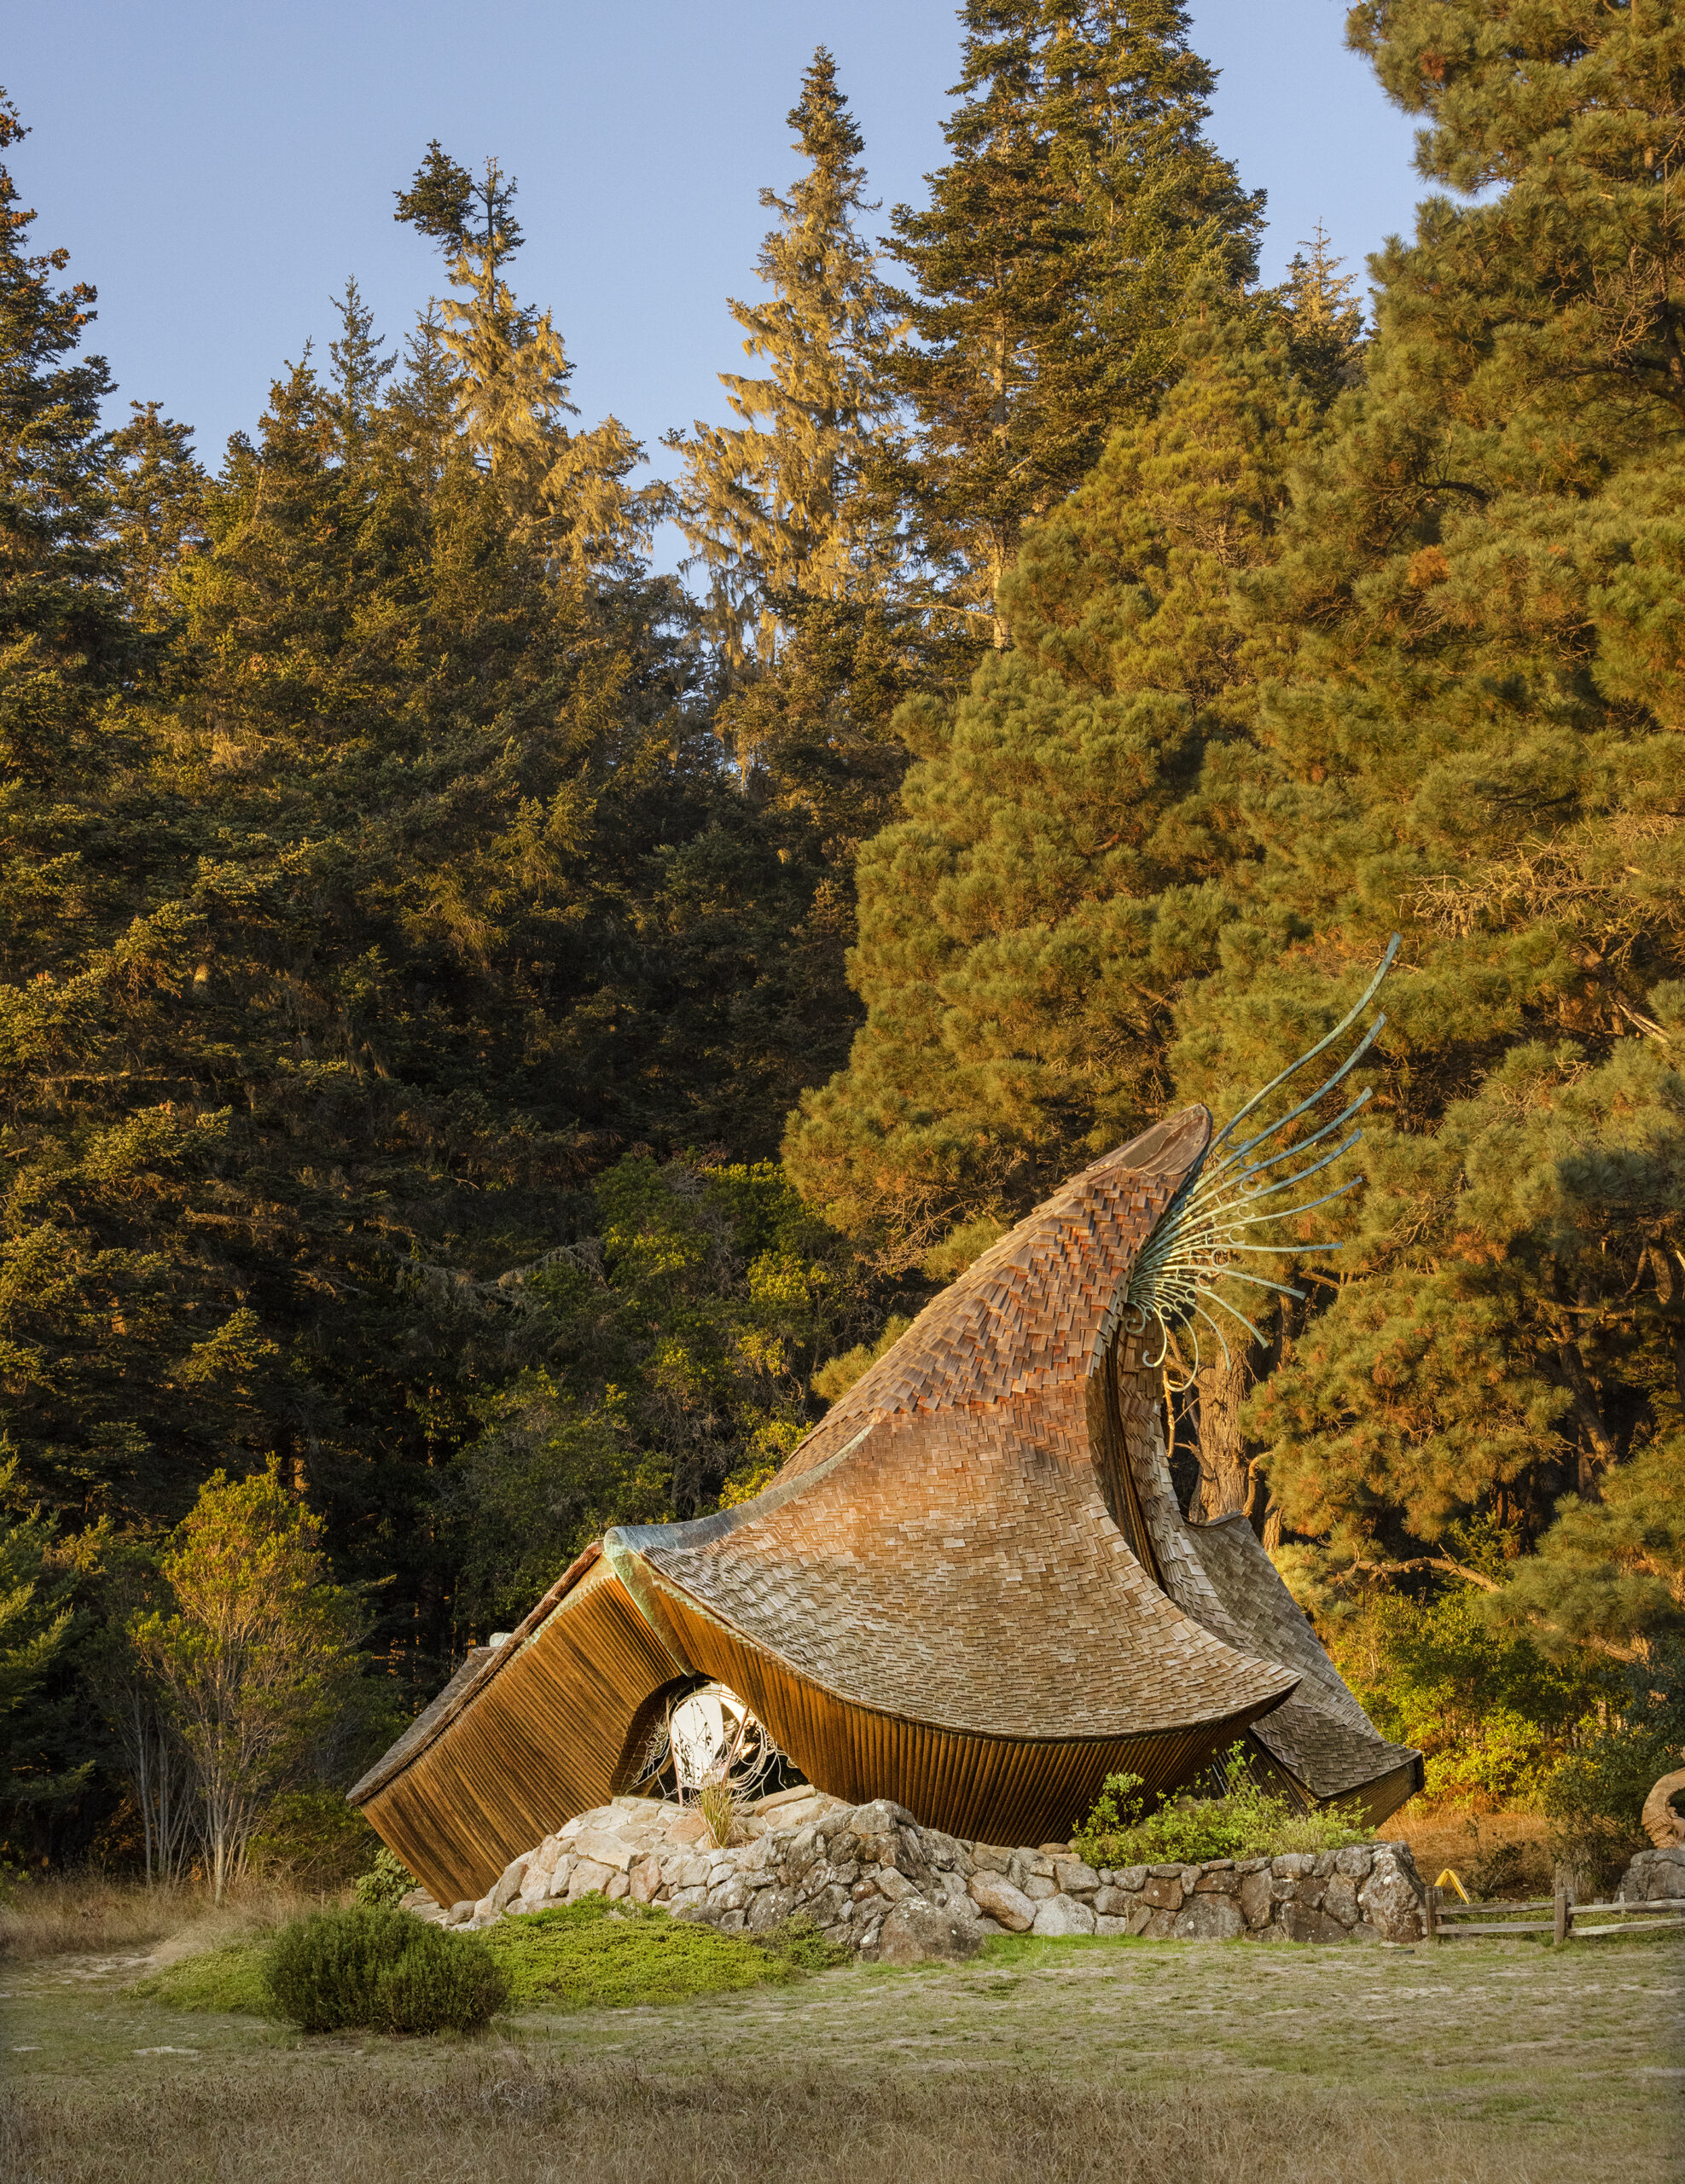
[606,1109,1297,1745]
[351,1002,1422,1899]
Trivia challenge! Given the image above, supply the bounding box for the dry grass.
[1389,1809,1558,1896]
[693,1779,742,1850]
[0,1870,344,1964]
[0,2054,1612,2184]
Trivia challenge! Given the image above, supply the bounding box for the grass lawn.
[3,1898,1681,2182]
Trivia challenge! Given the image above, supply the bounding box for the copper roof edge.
[347,1538,605,1806]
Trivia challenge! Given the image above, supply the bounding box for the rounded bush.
[373,1925,509,2034]
[264,1907,508,2036]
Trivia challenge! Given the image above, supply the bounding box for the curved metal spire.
[1124,936,1400,1390]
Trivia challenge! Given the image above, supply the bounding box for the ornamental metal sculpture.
[352,944,1421,1909]
[1124,935,1399,1389]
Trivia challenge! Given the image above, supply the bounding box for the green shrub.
[1073,1748,1371,1871]
[1465,1838,1551,1903]
[264,1907,507,2034]
[353,1845,419,1909]
[370,1926,510,2034]
[1540,1638,1685,1895]
[1326,1576,1607,1810]
[482,1896,842,2012]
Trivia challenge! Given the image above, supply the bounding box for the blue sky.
[10,2,1424,527]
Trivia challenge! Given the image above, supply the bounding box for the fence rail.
[1425,1885,1685,1944]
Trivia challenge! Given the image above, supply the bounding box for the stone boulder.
[877,1901,982,1965]
[1618,1845,1685,1902]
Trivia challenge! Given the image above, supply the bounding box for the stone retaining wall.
[406,1788,1427,1959]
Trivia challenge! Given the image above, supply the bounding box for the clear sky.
[9,2,1424,535]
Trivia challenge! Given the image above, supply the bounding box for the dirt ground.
[3,1915,1681,2184]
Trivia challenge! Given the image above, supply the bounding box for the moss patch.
[132,1941,276,2017]
[484,1898,842,2013]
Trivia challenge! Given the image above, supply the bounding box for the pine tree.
[784,331,1315,1252]
[669,49,898,682]
[882,2,1264,644]
[1164,1,1685,1598]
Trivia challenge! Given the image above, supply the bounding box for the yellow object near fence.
[1434,1868,1471,1902]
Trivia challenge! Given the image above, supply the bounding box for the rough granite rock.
[878,1901,981,1964]
[967,1872,1037,1932]
[1031,1892,1096,1937]
[1619,1846,1685,1902]
[1357,1847,1426,1943]
[1174,1894,1245,1941]
[1238,1870,1273,1929]
[488,1856,529,1914]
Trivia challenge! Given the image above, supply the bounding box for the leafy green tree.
[881,1,1264,642]
[1328,1570,1604,1809]
[1539,1637,1685,1873]
[83,1533,193,1882]
[130,1465,364,1902]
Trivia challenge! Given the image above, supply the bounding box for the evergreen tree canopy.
[882,1,1264,641]
[785,332,1314,1252]
[0,102,881,1780]
[670,49,898,677]
[1171,0,1685,1606]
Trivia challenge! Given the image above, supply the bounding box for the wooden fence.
[1425,1885,1685,1943]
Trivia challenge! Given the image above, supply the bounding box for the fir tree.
[0,90,124,783]
[1281,222,1365,407]
[882,2,1264,643]
[669,49,898,682]
[396,142,649,572]
[106,403,206,632]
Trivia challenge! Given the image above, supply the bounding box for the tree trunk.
[1193,1339,1251,1519]
[1556,1327,1617,1497]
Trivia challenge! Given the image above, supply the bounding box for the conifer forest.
[3,1,1684,1879]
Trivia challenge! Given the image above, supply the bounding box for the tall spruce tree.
[882,1,1264,643]
[396,143,650,572]
[669,49,898,682]
[784,329,1316,1257]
